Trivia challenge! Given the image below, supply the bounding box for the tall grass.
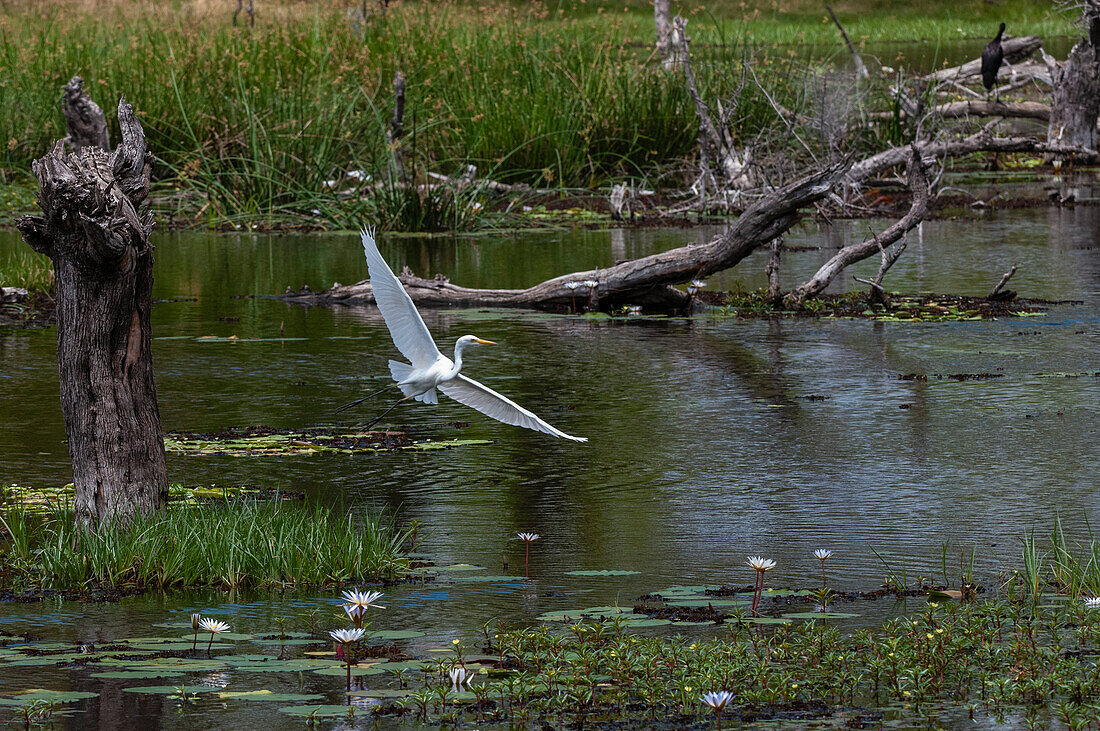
[1013,519,1100,602]
[0,249,53,292]
[0,502,412,592]
[0,1,1073,230]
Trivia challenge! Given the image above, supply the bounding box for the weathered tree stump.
[1045,25,1100,160]
[16,94,167,530]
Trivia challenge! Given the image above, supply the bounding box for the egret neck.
[452,337,496,378]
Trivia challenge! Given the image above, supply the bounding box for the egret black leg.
[335,384,397,414]
[366,395,411,429]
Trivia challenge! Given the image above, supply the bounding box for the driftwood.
[988,263,1018,301]
[281,161,851,311]
[925,36,1042,83]
[62,76,109,153]
[854,234,908,305]
[16,95,167,530]
[787,147,928,305]
[875,100,1053,122]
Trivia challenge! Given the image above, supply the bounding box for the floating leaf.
[782,612,860,620]
[279,705,358,719]
[434,564,487,572]
[564,570,641,577]
[452,575,526,583]
[0,689,98,705]
[219,690,326,702]
[928,589,964,600]
[312,665,387,677]
[90,670,186,680]
[250,638,324,646]
[123,685,224,695]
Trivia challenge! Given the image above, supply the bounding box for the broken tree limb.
[765,236,783,304]
[654,0,678,69]
[988,263,1018,300]
[16,94,166,531]
[787,147,928,305]
[854,229,908,304]
[62,76,109,153]
[846,133,1098,184]
[925,36,1042,83]
[873,100,1053,122]
[674,15,751,188]
[280,161,851,311]
[1045,30,1100,159]
[825,5,869,79]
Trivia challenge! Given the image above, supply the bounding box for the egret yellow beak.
[475,338,497,345]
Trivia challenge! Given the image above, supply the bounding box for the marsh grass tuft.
[0,502,411,592]
[0,249,53,292]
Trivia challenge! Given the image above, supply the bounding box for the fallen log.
[925,36,1042,83]
[872,100,1052,122]
[280,161,851,311]
[787,147,928,305]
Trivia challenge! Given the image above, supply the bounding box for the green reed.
[0,249,53,292]
[0,502,411,591]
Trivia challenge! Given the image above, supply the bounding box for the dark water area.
[0,198,1098,726]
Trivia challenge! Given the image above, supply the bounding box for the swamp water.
[0,199,1098,727]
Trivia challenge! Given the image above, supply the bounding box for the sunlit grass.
[0,501,412,591]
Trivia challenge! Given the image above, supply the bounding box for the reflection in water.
[0,206,1098,726]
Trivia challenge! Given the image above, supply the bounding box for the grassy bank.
[0,1,1074,231]
[0,501,412,593]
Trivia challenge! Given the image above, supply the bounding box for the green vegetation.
[0,501,411,592]
[0,1,1073,231]
[0,248,52,292]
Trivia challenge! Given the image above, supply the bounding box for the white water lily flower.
[814,549,833,561]
[329,627,367,644]
[564,281,581,291]
[342,589,386,611]
[447,667,474,692]
[1083,597,1100,609]
[190,613,202,631]
[626,305,642,316]
[198,618,230,635]
[747,556,776,572]
[582,279,599,290]
[690,279,707,289]
[517,532,540,542]
[700,690,735,709]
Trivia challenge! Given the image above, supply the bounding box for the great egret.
[340,229,587,443]
[981,23,1005,97]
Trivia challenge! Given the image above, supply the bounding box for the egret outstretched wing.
[438,374,587,442]
[361,228,441,368]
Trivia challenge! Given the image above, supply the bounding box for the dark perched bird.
[981,23,1006,95]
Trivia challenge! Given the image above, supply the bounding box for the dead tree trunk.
[787,147,928,304]
[62,77,109,153]
[825,5,869,79]
[654,0,676,69]
[16,95,167,531]
[674,15,751,190]
[1045,16,1100,160]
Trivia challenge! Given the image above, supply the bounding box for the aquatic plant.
[198,618,229,656]
[746,556,776,615]
[341,589,385,629]
[329,627,366,691]
[516,532,540,578]
[814,548,832,590]
[190,613,201,652]
[0,502,412,593]
[700,690,735,730]
[447,667,473,693]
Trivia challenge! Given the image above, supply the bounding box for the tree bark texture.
[16,96,167,530]
[787,147,928,304]
[654,0,674,69]
[281,162,850,312]
[62,76,110,153]
[1047,36,1100,157]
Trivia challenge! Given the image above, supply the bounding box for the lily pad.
[176,632,253,642]
[219,690,326,702]
[0,689,98,705]
[452,575,527,583]
[279,705,358,719]
[433,564,487,572]
[250,638,324,646]
[90,670,187,680]
[725,616,792,625]
[348,688,413,699]
[123,685,225,695]
[782,611,860,620]
[564,570,641,577]
[312,664,387,677]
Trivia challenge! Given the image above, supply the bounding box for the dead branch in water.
[988,264,1019,301]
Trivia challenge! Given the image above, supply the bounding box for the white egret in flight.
[337,229,586,442]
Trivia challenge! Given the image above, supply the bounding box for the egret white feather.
[355,229,586,442]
